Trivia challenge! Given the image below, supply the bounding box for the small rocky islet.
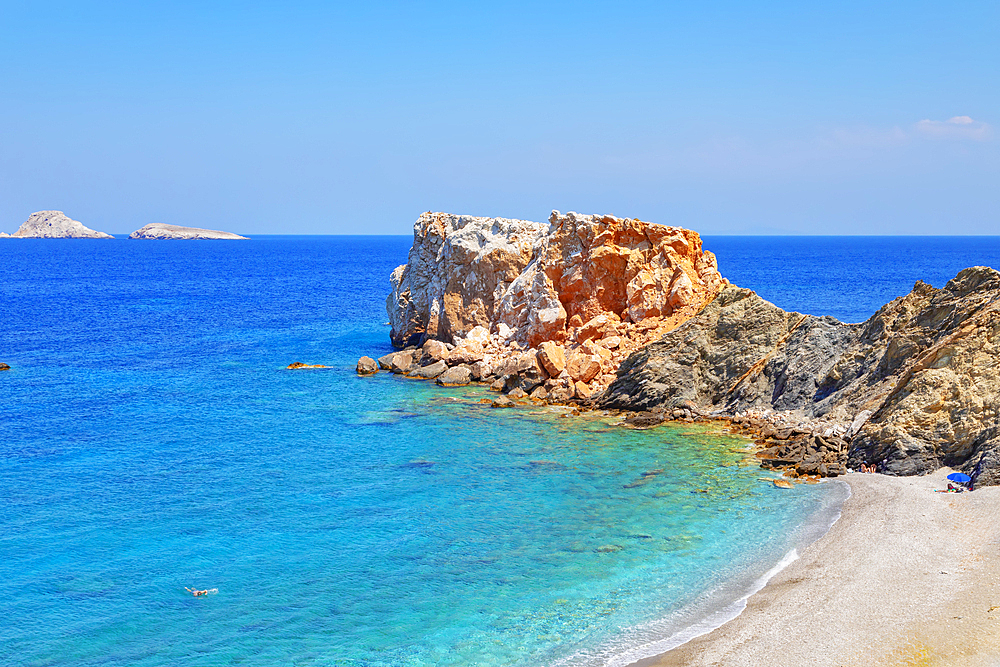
[0,210,114,238]
[360,209,1000,487]
[1,210,246,239]
[128,223,249,240]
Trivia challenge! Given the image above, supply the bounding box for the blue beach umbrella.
[947,473,971,483]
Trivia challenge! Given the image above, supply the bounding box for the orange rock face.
[542,212,724,332]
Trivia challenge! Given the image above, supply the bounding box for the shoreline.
[628,468,1000,667]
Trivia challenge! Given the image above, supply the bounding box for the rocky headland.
[370,210,1000,486]
[129,223,249,240]
[4,211,114,239]
[600,266,1000,485]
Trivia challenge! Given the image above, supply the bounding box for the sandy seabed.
[633,469,1000,667]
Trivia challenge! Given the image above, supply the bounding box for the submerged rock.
[8,211,113,239]
[287,362,326,369]
[491,395,515,408]
[128,223,248,240]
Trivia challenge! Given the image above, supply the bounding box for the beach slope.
[637,469,1000,667]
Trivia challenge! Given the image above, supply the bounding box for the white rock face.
[387,213,549,347]
[9,211,114,238]
[128,224,249,240]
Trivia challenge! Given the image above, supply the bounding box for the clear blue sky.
[1,1,996,235]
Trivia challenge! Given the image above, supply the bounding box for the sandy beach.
[634,469,1000,667]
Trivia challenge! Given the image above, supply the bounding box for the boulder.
[437,366,472,387]
[492,395,516,408]
[377,352,397,370]
[464,325,491,346]
[469,360,493,381]
[356,356,378,375]
[422,339,451,362]
[449,340,484,364]
[536,341,566,376]
[507,387,527,399]
[600,336,622,349]
[566,351,602,384]
[624,411,665,428]
[0,363,9,371]
[529,386,548,401]
[408,360,447,379]
[577,314,617,343]
[548,386,574,402]
[389,351,417,374]
[575,381,597,400]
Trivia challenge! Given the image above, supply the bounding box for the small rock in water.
[772,479,794,489]
[491,395,515,408]
[287,362,327,369]
[0,363,9,371]
[356,356,378,375]
[596,544,623,553]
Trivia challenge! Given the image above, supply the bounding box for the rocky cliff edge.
[600,267,1000,485]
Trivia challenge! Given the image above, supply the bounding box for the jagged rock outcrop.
[600,267,1000,485]
[386,210,725,397]
[129,224,248,240]
[7,211,114,238]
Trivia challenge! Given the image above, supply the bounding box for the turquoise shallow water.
[5,236,994,666]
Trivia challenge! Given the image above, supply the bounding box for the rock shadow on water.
[354,408,422,426]
[403,459,437,474]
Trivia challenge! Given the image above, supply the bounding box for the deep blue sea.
[2,235,998,667]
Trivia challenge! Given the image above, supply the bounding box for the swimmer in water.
[185,587,209,597]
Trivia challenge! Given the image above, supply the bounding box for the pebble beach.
[637,468,1000,667]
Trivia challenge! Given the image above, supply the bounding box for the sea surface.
[2,235,999,667]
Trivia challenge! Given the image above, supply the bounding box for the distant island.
[1,211,114,238]
[128,224,249,240]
